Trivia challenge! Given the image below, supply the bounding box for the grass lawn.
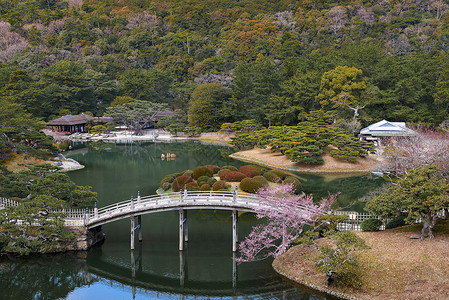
[273,219,449,300]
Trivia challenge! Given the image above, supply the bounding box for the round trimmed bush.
[263,171,282,183]
[240,176,268,193]
[360,218,383,231]
[183,170,193,177]
[212,180,228,191]
[217,169,231,177]
[239,165,263,178]
[207,177,217,186]
[160,173,180,187]
[200,184,210,191]
[283,176,302,193]
[385,216,406,229]
[204,165,220,174]
[172,175,194,192]
[193,166,213,180]
[161,182,171,191]
[186,182,200,191]
[221,165,238,171]
[219,171,247,182]
[271,170,289,179]
[197,176,211,186]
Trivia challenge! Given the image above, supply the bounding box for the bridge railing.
[94,191,260,220]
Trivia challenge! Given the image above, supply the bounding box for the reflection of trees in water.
[73,140,237,168]
[300,174,385,212]
[0,253,97,300]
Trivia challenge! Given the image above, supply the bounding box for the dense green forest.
[2,0,449,128]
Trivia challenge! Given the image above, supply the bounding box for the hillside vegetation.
[1,0,449,127]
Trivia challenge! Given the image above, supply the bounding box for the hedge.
[200,184,210,191]
[263,171,282,183]
[221,165,238,171]
[160,172,181,188]
[217,169,231,177]
[197,175,211,186]
[360,218,383,231]
[204,165,220,174]
[212,180,228,191]
[385,216,406,229]
[239,165,263,178]
[240,176,268,193]
[172,175,194,192]
[193,166,213,180]
[219,171,247,182]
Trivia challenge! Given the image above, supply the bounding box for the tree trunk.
[421,213,439,240]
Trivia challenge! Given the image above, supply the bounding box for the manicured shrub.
[183,169,193,177]
[186,182,200,191]
[385,215,406,229]
[263,171,282,182]
[283,176,302,193]
[160,173,180,188]
[360,218,383,231]
[161,182,171,191]
[200,184,210,191]
[212,180,228,191]
[204,165,220,174]
[193,166,213,180]
[239,165,263,178]
[270,170,289,179]
[240,176,268,193]
[197,176,211,186]
[219,171,247,182]
[172,175,194,192]
[207,177,217,186]
[221,165,238,171]
[217,169,231,176]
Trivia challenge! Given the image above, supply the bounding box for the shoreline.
[230,148,384,175]
[46,130,384,175]
[272,262,358,300]
[272,228,449,300]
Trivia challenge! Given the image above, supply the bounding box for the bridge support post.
[232,252,238,289]
[138,215,142,242]
[179,209,184,251]
[130,215,135,250]
[179,251,185,287]
[232,209,238,252]
[184,210,188,243]
[131,250,136,278]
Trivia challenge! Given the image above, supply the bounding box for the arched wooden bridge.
[1,191,323,252]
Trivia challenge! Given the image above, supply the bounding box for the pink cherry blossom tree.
[237,183,336,262]
[383,129,449,178]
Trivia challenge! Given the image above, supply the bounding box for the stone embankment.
[67,226,105,251]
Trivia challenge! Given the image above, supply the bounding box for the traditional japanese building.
[359,120,416,146]
[46,113,94,133]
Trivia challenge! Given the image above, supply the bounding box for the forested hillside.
[1,0,449,128]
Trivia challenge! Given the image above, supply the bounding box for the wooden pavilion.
[46,113,94,133]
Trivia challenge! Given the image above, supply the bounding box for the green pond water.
[0,140,384,299]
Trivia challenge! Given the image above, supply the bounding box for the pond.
[1,140,384,299]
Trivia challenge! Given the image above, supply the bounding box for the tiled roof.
[360,120,415,136]
[46,113,94,126]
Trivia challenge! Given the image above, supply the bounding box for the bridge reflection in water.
[85,241,302,300]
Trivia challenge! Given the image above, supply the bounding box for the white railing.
[2,191,326,228]
[89,191,263,227]
[333,211,385,231]
[0,197,20,209]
